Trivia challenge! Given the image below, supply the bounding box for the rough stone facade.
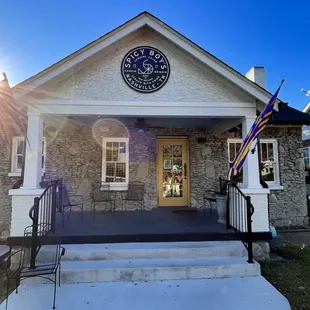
[44,117,229,211]
[43,119,308,228]
[262,127,308,227]
[0,92,26,238]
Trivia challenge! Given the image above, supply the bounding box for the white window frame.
[9,137,46,177]
[102,137,129,191]
[227,138,281,189]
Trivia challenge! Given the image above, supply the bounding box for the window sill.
[268,185,284,190]
[8,172,21,177]
[101,184,128,191]
[8,172,45,177]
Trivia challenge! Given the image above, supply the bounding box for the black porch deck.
[34,208,270,245]
[55,208,225,236]
[7,208,271,246]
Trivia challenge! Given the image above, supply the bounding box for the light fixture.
[135,118,149,133]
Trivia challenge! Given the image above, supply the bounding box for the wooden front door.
[157,137,189,207]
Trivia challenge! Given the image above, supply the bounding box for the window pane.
[119,142,126,154]
[261,143,267,161]
[267,143,274,161]
[236,143,242,153]
[305,158,310,169]
[229,143,235,162]
[17,155,23,169]
[112,142,119,161]
[115,163,126,182]
[17,140,24,155]
[42,156,45,169]
[304,148,309,158]
[106,143,112,161]
[261,161,274,182]
[106,163,115,178]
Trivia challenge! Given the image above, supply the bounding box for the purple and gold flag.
[227,80,284,179]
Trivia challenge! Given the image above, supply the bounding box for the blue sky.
[0,0,309,110]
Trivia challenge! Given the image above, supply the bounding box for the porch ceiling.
[43,115,241,130]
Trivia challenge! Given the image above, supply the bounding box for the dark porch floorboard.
[54,208,228,236]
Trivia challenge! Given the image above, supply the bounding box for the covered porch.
[8,99,271,240]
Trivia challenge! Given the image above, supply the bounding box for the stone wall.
[262,127,308,227]
[0,105,26,238]
[42,119,308,227]
[44,117,229,210]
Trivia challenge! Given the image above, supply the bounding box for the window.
[10,137,46,176]
[102,138,129,190]
[227,139,280,186]
[304,147,310,170]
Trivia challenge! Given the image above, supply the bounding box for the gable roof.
[13,11,277,106]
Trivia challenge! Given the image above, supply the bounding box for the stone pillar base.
[253,241,270,261]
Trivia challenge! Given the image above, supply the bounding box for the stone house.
[1,12,310,243]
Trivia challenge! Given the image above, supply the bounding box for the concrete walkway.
[280,231,310,246]
[1,277,290,310]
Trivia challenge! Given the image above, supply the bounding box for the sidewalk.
[0,277,290,310]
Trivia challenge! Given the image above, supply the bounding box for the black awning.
[270,102,310,125]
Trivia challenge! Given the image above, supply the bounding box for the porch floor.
[54,208,228,237]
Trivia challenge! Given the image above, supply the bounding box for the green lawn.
[261,245,310,310]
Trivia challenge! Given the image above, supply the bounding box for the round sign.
[121,46,170,93]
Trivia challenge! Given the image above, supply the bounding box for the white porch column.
[240,117,270,232]
[22,113,43,189]
[242,116,262,189]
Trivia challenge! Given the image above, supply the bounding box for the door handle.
[184,163,187,179]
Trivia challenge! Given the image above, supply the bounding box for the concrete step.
[30,256,260,284]
[11,277,291,310]
[37,241,247,262]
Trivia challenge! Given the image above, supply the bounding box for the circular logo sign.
[121,46,170,93]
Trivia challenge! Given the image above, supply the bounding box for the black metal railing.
[29,179,62,268]
[226,180,254,263]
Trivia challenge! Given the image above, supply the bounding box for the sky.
[0,0,310,110]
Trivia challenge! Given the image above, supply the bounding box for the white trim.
[102,137,129,190]
[9,188,44,196]
[13,13,275,108]
[268,185,284,190]
[259,138,280,187]
[227,138,281,187]
[10,136,46,175]
[11,137,24,174]
[8,172,22,177]
[32,100,257,117]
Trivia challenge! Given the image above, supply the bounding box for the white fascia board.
[32,100,256,118]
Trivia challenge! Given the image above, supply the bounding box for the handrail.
[226,179,254,263]
[29,179,62,268]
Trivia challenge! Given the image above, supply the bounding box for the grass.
[261,245,310,310]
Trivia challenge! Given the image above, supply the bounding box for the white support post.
[241,116,262,189]
[22,113,43,189]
